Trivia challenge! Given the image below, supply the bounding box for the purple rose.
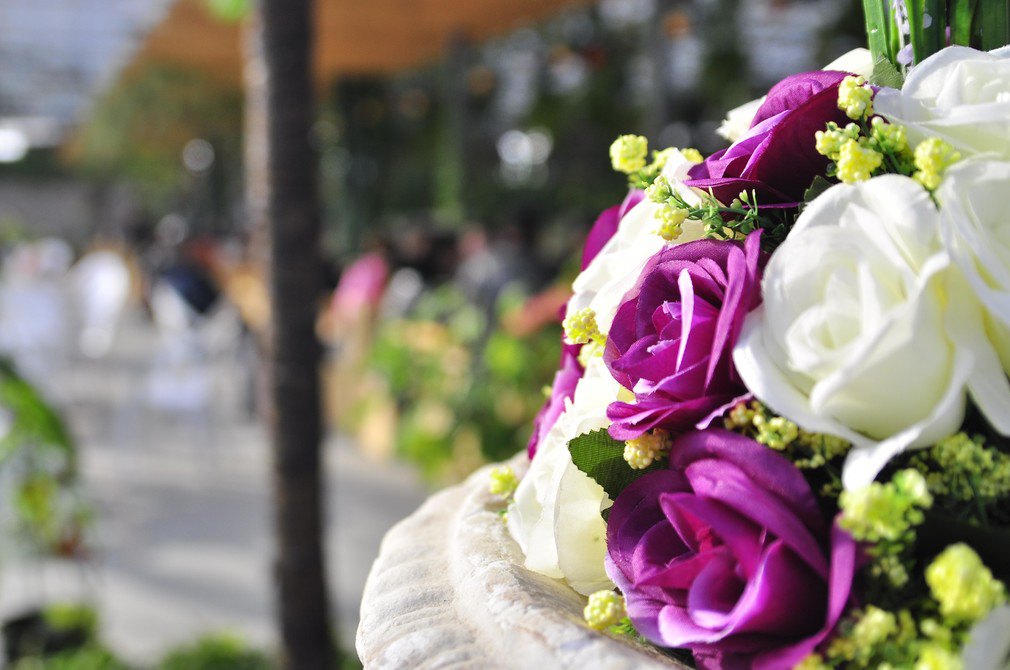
[528,191,644,458]
[527,348,582,458]
[606,429,857,669]
[604,232,763,441]
[686,70,851,206]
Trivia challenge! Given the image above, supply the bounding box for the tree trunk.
[245,1,334,668]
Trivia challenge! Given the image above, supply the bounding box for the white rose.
[733,175,975,490]
[875,46,1010,159]
[506,357,622,594]
[717,97,766,143]
[822,47,874,78]
[962,606,1010,670]
[716,48,873,143]
[936,158,1010,435]
[568,150,706,334]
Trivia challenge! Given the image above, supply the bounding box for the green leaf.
[862,0,894,66]
[950,0,979,45]
[923,0,947,55]
[980,0,1010,50]
[906,0,928,65]
[568,429,663,501]
[870,55,905,89]
[802,175,834,206]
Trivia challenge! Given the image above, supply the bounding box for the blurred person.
[0,240,76,386]
[69,246,134,359]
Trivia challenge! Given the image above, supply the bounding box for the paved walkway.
[0,310,428,663]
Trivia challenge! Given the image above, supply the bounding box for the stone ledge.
[357,453,686,669]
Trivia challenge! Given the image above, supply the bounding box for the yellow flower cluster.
[583,590,626,630]
[645,174,691,242]
[915,644,963,670]
[754,414,799,450]
[655,205,688,241]
[815,122,861,161]
[913,137,961,190]
[839,469,932,543]
[838,75,874,120]
[563,307,604,346]
[926,543,1006,623]
[680,147,704,164]
[487,465,518,498]
[911,432,1010,501]
[723,401,849,469]
[623,430,671,470]
[870,117,909,155]
[836,139,884,184]
[609,134,649,174]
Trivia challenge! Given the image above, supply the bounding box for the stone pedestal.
[356,454,687,669]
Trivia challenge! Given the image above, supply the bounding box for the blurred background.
[0,0,862,667]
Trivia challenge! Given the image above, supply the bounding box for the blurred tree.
[245,1,333,668]
[67,67,243,220]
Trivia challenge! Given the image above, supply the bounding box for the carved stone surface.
[357,453,687,669]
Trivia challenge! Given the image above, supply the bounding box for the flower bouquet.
[492,3,1010,669]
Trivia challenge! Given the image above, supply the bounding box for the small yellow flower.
[654,205,688,241]
[913,137,961,190]
[610,134,649,174]
[624,430,671,469]
[680,147,704,164]
[488,466,519,498]
[838,75,874,120]
[563,307,603,346]
[584,590,626,630]
[815,122,861,161]
[870,117,909,154]
[926,543,1006,623]
[836,138,883,184]
[756,416,799,450]
[915,644,963,670]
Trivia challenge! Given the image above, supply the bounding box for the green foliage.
[204,0,250,23]
[42,605,98,641]
[69,67,242,213]
[0,358,90,556]
[11,646,129,670]
[869,56,904,89]
[361,285,561,482]
[157,635,271,670]
[567,429,662,501]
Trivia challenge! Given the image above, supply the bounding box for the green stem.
[906,0,928,64]
[980,0,1010,50]
[863,0,894,65]
[950,0,978,45]
[923,0,946,53]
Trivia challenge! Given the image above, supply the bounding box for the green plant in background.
[157,635,271,670]
[0,358,90,557]
[864,0,1010,83]
[362,285,561,483]
[68,66,243,220]
[41,605,99,642]
[11,646,129,670]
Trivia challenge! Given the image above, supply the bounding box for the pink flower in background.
[605,233,764,441]
[331,252,389,315]
[606,429,857,669]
